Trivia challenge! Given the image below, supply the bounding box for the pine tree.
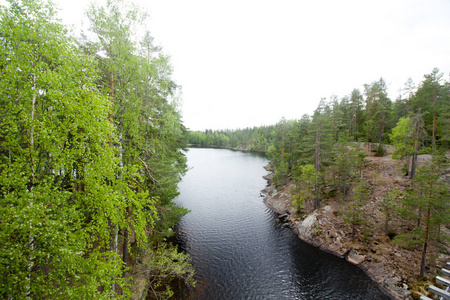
[411,68,444,148]
[394,152,449,278]
[343,180,370,242]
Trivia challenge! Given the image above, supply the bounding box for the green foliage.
[84,0,192,292]
[394,226,424,250]
[374,143,387,157]
[143,244,196,300]
[0,0,129,297]
[390,117,411,159]
[381,189,403,233]
[188,125,276,151]
[263,68,448,223]
[364,78,392,144]
[342,181,370,241]
[0,0,192,297]
[291,164,316,213]
[394,152,449,276]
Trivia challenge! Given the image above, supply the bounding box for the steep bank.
[262,145,450,300]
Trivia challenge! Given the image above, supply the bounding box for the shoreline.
[261,167,409,300]
[187,144,267,153]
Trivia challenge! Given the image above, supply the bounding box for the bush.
[375,144,387,157]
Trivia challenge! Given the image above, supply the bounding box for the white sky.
[12,0,450,130]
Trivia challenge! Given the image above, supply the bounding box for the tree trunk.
[420,205,431,278]
[27,73,37,298]
[410,153,417,180]
[352,223,355,242]
[122,228,128,278]
[410,119,420,179]
[122,207,130,279]
[432,87,437,149]
[353,107,357,141]
[314,126,321,210]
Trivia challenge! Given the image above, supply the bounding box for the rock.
[297,211,319,239]
[445,174,450,185]
[384,165,394,177]
[385,166,394,173]
[323,205,333,213]
[347,251,366,265]
[263,173,274,182]
[278,213,288,220]
[384,276,411,299]
[261,185,275,196]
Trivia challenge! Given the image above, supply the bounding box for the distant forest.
[189,70,449,154]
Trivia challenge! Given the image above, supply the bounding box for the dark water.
[174,148,389,300]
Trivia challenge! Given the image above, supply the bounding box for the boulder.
[297,211,319,239]
[384,276,411,298]
[323,205,333,213]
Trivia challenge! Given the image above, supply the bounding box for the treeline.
[0,1,193,299]
[190,69,449,157]
[188,125,276,151]
[266,70,449,279]
[268,71,449,189]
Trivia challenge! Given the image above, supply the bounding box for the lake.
[174,148,389,299]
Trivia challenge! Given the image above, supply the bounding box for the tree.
[389,113,427,179]
[403,77,416,115]
[291,164,316,213]
[0,0,129,297]
[343,181,370,242]
[333,141,360,202]
[363,78,392,147]
[311,99,333,210]
[408,113,427,179]
[381,189,403,234]
[85,0,192,295]
[390,117,413,174]
[394,152,449,278]
[349,89,364,141]
[411,68,444,148]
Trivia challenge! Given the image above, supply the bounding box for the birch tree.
[0,0,127,297]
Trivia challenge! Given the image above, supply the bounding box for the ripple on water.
[174,149,389,300]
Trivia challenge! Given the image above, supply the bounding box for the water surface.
[175,148,389,300]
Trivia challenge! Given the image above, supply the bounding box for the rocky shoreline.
[261,166,411,300]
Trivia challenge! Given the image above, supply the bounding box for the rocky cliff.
[261,146,450,300]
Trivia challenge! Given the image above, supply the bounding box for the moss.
[409,278,433,299]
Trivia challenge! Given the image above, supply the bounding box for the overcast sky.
[33,1,450,130]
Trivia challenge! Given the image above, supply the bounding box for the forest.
[0,0,194,299]
[190,70,450,284]
[1,0,449,298]
[189,73,449,155]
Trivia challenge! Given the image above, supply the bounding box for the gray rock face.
[384,276,410,298]
[323,205,333,213]
[297,212,319,239]
[347,251,365,265]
